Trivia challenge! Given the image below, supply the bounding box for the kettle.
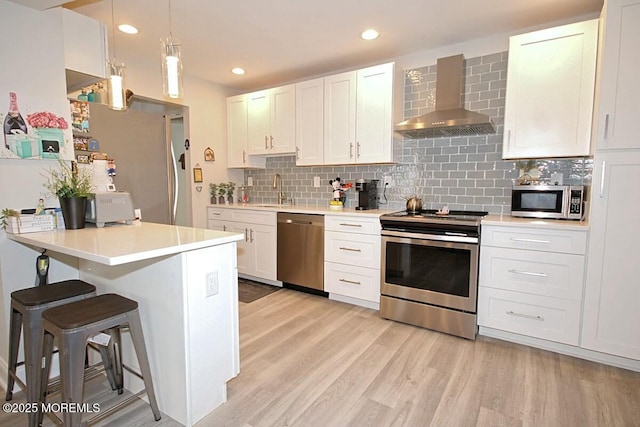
[406,196,423,213]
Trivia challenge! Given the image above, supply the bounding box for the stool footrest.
[44,363,109,398]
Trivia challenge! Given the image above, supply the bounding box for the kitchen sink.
[252,204,283,208]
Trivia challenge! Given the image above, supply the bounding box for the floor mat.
[238,279,281,303]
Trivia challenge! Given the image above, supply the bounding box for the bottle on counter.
[3,92,28,149]
[87,87,95,102]
[93,83,104,104]
[239,186,249,203]
[78,89,89,101]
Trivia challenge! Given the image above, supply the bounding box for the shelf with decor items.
[502,19,598,159]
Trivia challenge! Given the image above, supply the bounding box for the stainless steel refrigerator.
[82,102,187,225]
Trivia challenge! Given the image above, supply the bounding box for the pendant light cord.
[110,0,117,61]
[168,0,173,40]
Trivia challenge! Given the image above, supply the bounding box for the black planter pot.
[59,197,87,230]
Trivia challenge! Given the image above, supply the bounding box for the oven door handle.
[381,229,478,244]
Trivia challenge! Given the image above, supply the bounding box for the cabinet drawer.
[324,262,379,303]
[478,287,581,345]
[324,215,381,235]
[324,231,380,269]
[479,247,585,301]
[207,219,230,231]
[207,207,231,221]
[481,225,587,255]
[229,209,276,226]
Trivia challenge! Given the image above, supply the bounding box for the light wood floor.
[2,289,639,426]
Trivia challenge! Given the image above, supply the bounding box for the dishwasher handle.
[285,219,313,225]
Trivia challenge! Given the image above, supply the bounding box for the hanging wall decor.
[204,147,215,161]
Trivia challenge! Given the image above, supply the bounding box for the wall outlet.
[247,177,253,187]
[382,175,395,187]
[206,271,219,297]
[313,176,321,188]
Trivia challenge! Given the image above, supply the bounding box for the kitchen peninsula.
[7,222,243,426]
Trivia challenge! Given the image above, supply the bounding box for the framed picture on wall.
[193,167,203,183]
[204,147,215,161]
[76,154,89,164]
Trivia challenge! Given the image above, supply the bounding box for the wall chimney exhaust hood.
[395,54,495,139]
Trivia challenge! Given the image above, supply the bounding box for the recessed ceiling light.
[231,67,246,75]
[361,29,379,40]
[118,24,138,35]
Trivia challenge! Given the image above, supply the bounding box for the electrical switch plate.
[313,176,321,188]
[206,271,219,297]
[248,177,253,187]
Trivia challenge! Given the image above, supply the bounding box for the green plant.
[217,182,227,197]
[1,208,20,230]
[209,183,218,198]
[226,182,236,198]
[43,160,93,198]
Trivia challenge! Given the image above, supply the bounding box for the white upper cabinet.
[247,85,296,155]
[503,20,598,159]
[324,71,357,164]
[324,63,402,165]
[227,95,265,169]
[295,78,324,166]
[592,0,640,150]
[61,8,107,91]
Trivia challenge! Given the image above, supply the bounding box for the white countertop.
[7,222,244,266]
[482,214,589,231]
[209,203,396,218]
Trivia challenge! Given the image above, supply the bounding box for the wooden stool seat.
[39,293,161,426]
[42,294,138,329]
[5,280,98,427]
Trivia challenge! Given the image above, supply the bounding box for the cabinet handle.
[508,269,547,278]
[296,146,300,160]
[265,136,268,149]
[339,278,361,285]
[603,114,609,142]
[242,150,246,164]
[339,223,362,227]
[510,238,550,244]
[507,129,511,149]
[356,142,361,158]
[250,229,254,243]
[599,160,606,198]
[223,225,226,231]
[506,311,544,321]
[349,142,353,158]
[339,246,362,252]
[270,136,274,149]
[244,228,249,242]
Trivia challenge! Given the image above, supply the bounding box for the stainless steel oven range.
[380,210,487,339]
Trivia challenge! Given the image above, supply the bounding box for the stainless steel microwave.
[511,185,585,220]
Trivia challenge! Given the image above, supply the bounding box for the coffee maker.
[355,179,379,210]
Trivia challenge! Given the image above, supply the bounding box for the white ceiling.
[57,0,603,92]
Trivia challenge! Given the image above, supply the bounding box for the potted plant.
[1,208,19,230]
[217,182,227,204]
[209,183,218,204]
[43,160,93,229]
[226,182,236,204]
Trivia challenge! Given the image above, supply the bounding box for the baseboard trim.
[329,294,380,311]
[479,326,640,372]
[238,274,282,287]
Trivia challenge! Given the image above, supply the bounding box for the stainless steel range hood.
[395,54,495,139]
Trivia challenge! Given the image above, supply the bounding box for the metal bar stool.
[5,280,101,427]
[38,293,162,426]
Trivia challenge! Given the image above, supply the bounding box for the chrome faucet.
[272,173,286,204]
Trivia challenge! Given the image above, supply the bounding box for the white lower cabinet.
[206,207,277,281]
[478,224,587,346]
[324,215,381,306]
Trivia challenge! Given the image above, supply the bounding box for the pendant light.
[161,0,184,99]
[106,0,126,111]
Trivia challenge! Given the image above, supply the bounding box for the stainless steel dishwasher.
[277,213,324,292]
